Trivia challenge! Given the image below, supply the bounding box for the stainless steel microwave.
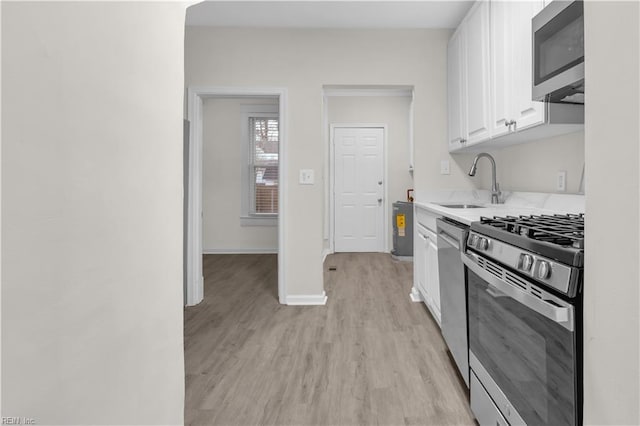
[532,0,584,104]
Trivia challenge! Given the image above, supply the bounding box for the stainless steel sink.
[436,203,484,209]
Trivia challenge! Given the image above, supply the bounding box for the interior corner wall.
[583,2,639,424]
[185,27,474,296]
[327,96,413,249]
[2,2,186,424]
[203,97,278,252]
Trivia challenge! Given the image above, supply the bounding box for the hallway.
[184,253,474,425]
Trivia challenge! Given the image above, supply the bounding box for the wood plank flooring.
[185,253,475,426]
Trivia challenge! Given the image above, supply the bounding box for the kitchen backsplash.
[477,130,585,194]
[414,189,585,213]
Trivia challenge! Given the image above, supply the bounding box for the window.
[249,116,279,215]
[240,104,279,226]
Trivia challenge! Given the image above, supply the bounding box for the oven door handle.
[462,252,574,331]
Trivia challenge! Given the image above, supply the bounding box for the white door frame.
[329,124,389,253]
[186,87,288,306]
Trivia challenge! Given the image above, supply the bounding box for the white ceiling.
[186,1,474,29]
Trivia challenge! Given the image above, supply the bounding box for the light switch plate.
[299,169,315,185]
[440,160,451,175]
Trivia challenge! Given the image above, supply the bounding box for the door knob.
[378,181,383,185]
[377,198,383,203]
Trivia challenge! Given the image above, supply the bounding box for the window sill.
[240,216,278,227]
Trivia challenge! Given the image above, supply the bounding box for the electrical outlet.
[440,160,451,175]
[299,169,315,185]
[557,170,567,192]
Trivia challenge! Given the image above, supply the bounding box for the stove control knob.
[520,254,534,271]
[469,235,479,247]
[478,238,489,251]
[537,261,552,279]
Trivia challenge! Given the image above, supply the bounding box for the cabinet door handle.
[460,138,467,144]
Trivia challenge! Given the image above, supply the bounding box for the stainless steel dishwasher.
[436,218,470,387]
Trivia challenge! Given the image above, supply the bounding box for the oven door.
[463,251,578,426]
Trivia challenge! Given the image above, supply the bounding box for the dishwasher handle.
[438,231,460,251]
[436,218,468,252]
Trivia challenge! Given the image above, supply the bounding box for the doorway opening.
[322,85,415,260]
[185,87,288,306]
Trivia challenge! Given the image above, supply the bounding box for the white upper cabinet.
[510,0,545,131]
[449,0,583,153]
[464,1,492,146]
[489,0,512,139]
[447,27,466,150]
[491,0,545,136]
[448,1,491,151]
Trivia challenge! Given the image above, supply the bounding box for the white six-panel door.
[333,127,384,252]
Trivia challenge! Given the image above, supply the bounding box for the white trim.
[321,248,332,265]
[410,286,423,302]
[409,87,415,172]
[203,248,278,254]
[278,92,288,305]
[322,94,330,241]
[286,291,328,306]
[240,216,278,227]
[186,86,288,307]
[409,287,424,302]
[323,87,413,98]
[329,124,390,253]
[186,88,204,306]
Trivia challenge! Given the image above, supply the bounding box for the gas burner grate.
[479,213,584,249]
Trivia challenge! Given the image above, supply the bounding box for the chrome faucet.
[469,153,502,204]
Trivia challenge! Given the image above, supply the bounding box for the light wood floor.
[184,253,475,426]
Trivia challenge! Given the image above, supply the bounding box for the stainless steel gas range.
[463,214,584,426]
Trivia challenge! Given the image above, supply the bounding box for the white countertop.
[414,190,585,226]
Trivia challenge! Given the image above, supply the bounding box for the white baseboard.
[409,286,423,302]
[321,248,332,264]
[286,291,328,306]
[185,276,204,307]
[203,248,278,254]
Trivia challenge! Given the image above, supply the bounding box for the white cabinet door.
[510,0,545,131]
[425,228,441,323]
[464,0,492,145]
[489,0,512,139]
[415,230,428,298]
[491,0,545,136]
[447,27,466,151]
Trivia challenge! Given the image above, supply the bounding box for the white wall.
[202,97,279,252]
[466,131,585,194]
[0,0,3,409]
[185,27,478,296]
[583,2,639,424]
[327,95,413,249]
[2,2,186,424]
